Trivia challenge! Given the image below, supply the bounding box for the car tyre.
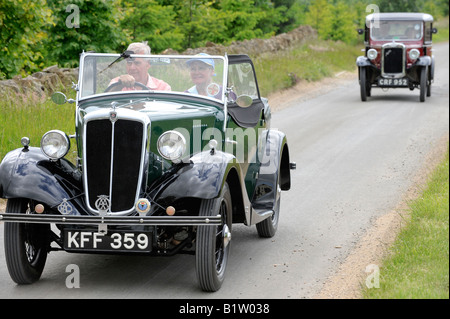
[359,67,367,101]
[196,182,232,292]
[419,66,427,102]
[4,198,50,284]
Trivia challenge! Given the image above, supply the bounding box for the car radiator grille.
[85,119,144,214]
[383,47,404,74]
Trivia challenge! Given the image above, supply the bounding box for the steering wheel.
[104,81,149,92]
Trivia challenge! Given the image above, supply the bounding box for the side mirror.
[357,28,364,35]
[432,28,438,34]
[235,95,253,108]
[51,92,75,104]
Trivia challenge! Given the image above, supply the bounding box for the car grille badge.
[95,195,110,216]
[136,198,151,215]
[109,110,118,123]
[58,198,73,215]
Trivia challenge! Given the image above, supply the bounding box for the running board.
[250,209,273,225]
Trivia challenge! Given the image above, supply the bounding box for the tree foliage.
[0,0,448,79]
[0,0,52,78]
[120,0,184,52]
[44,0,128,68]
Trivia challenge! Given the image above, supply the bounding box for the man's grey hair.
[127,41,151,55]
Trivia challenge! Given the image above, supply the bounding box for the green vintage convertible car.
[0,52,294,291]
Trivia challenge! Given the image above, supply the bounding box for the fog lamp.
[21,137,30,149]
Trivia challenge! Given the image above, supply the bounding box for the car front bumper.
[0,212,222,227]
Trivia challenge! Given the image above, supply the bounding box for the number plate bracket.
[98,223,107,234]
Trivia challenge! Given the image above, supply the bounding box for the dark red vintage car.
[356,13,438,102]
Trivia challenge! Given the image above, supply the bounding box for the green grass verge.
[364,146,449,299]
[434,16,449,43]
[253,39,361,97]
[0,90,77,162]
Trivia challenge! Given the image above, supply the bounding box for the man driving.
[109,42,171,91]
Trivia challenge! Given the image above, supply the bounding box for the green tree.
[305,0,333,40]
[0,0,53,79]
[44,0,128,68]
[272,0,302,33]
[376,0,422,12]
[329,1,358,43]
[219,0,284,41]
[120,0,184,52]
[175,0,228,49]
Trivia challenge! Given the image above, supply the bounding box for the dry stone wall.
[163,25,317,56]
[0,25,317,97]
[0,65,78,97]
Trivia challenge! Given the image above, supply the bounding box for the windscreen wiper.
[98,50,134,75]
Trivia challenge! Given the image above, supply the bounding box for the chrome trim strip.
[223,54,229,133]
[108,120,116,208]
[0,213,222,226]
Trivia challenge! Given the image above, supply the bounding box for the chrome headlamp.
[157,130,186,163]
[367,49,378,60]
[40,130,70,160]
[409,49,420,61]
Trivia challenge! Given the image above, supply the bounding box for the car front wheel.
[359,67,367,101]
[196,182,232,292]
[4,198,50,284]
[419,66,427,102]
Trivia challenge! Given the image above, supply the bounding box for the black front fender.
[0,147,82,209]
[156,150,240,202]
[252,129,290,209]
[415,55,432,67]
[356,56,372,67]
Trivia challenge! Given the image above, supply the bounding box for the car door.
[226,55,266,199]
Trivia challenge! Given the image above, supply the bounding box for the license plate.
[64,230,152,253]
[378,78,409,87]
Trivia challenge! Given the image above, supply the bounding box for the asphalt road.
[0,42,448,300]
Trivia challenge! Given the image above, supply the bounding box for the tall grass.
[364,147,449,299]
[0,91,77,162]
[253,39,362,97]
[434,16,450,43]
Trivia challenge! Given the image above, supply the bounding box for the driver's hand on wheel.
[119,74,135,87]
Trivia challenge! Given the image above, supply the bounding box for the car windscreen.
[79,54,227,103]
[370,20,423,41]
